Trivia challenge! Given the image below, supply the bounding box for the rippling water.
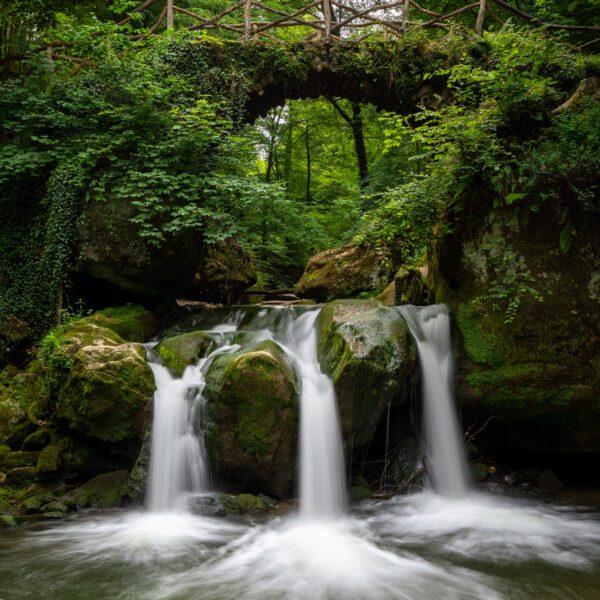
[1,491,599,600]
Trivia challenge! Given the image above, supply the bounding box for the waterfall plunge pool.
[1,492,600,600]
[2,305,599,599]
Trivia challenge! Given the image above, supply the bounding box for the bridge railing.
[121,1,599,44]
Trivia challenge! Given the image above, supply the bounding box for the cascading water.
[275,309,347,519]
[145,306,346,517]
[398,304,469,497]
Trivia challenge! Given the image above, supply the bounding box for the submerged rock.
[205,340,299,498]
[295,243,395,301]
[317,300,416,448]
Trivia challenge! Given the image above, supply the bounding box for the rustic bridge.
[122,0,599,44]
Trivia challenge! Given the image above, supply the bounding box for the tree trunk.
[329,98,369,188]
[305,125,311,204]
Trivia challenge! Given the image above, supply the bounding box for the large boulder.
[295,243,395,301]
[432,202,600,457]
[155,331,213,376]
[76,305,159,343]
[0,365,48,448]
[43,320,154,445]
[73,198,255,306]
[317,300,416,448]
[204,340,299,498]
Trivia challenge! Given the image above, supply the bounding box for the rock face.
[432,203,600,457]
[156,331,213,376]
[317,300,416,448]
[295,243,395,301]
[0,305,158,519]
[73,198,255,306]
[205,340,299,498]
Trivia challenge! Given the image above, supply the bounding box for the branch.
[489,0,600,32]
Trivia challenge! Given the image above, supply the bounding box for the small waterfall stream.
[146,306,346,517]
[398,304,469,497]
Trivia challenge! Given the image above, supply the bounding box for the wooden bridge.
[121,1,600,44]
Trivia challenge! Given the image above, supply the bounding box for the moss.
[221,493,269,514]
[156,331,212,376]
[75,470,129,508]
[456,301,501,366]
[317,300,415,447]
[22,428,51,450]
[46,321,154,443]
[77,305,159,342]
[0,450,40,470]
[349,486,372,501]
[37,445,63,477]
[204,339,299,498]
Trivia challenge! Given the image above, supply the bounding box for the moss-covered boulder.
[194,239,257,304]
[74,470,129,508]
[155,331,212,376]
[295,243,395,301]
[205,340,299,498]
[76,305,159,343]
[0,365,48,448]
[432,202,600,456]
[44,321,154,444]
[317,300,416,448]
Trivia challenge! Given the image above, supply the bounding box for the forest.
[0,2,599,600]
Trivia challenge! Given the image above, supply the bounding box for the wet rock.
[76,305,159,343]
[124,427,151,503]
[388,437,421,487]
[156,331,213,376]
[220,493,272,515]
[349,486,372,501]
[205,340,299,498]
[469,462,489,483]
[537,469,563,493]
[75,470,129,508]
[317,300,416,448]
[295,243,395,301]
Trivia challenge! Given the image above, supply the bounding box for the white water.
[275,310,347,519]
[398,304,469,497]
[146,307,346,518]
[2,306,600,600]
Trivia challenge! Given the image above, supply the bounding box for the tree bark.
[329,98,369,188]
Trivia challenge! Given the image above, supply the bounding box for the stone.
[0,365,47,448]
[21,428,51,451]
[317,300,416,448]
[469,462,489,483]
[193,240,257,305]
[537,469,563,493]
[156,331,213,376]
[394,266,427,305]
[205,340,299,498]
[5,466,37,485]
[75,470,129,508]
[295,243,396,301]
[220,493,269,515]
[37,445,63,477]
[44,321,154,444]
[349,486,372,501]
[124,427,152,503]
[76,305,159,343]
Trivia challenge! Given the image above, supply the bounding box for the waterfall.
[398,304,469,497]
[276,310,347,519]
[145,307,347,518]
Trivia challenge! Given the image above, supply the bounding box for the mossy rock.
[75,470,129,508]
[205,340,299,498]
[22,428,51,450]
[0,365,48,448]
[349,486,372,502]
[46,322,154,444]
[0,515,17,529]
[4,466,37,485]
[317,300,416,448]
[77,305,159,343]
[124,426,151,503]
[220,493,270,515]
[434,202,600,455]
[295,243,396,301]
[0,450,40,470]
[156,331,213,376]
[37,445,63,478]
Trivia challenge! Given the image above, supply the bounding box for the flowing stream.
[1,305,600,600]
[398,304,469,497]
